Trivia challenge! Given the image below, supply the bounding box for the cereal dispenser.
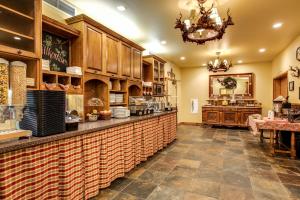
[0,59,30,138]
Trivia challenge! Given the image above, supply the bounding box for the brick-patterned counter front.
[0,112,177,200]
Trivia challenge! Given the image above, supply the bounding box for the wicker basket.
[99,112,112,120]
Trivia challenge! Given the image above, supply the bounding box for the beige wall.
[42,2,80,23]
[179,62,273,123]
[272,36,300,104]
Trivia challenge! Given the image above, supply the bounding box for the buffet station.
[202,73,262,127]
[0,2,177,199]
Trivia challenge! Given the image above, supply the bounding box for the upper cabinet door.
[153,60,159,82]
[159,62,165,83]
[121,43,131,77]
[133,49,141,79]
[86,27,103,72]
[106,35,119,75]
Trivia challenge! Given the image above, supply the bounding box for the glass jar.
[0,58,9,105]
[10,61,27,106]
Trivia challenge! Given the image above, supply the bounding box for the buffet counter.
[0,111,177,200]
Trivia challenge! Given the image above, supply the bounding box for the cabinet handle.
[17,50,22,55]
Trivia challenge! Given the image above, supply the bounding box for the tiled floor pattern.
[91,125,300,200]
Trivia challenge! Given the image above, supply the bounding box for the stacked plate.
[112,107,130,118]
[20,90,66,137]
[115,94,124,103]
[110,93,116,104]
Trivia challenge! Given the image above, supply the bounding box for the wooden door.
[204,111,220,124]
[273,72,288,99]
[239,108,262,126]
[132,49,141,79]
[222,111,238,125]
[153,60,159,82]
[86,27,102,72]
[106,35,119,75]
[240,112,254,126]
[159,62,165,83]
[121,43,132,77]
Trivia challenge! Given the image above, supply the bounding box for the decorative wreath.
[218,77,237,89]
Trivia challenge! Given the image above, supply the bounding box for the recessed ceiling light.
[13,36,21,41]
[237,60,243,64]
[117,5,126,11]
[259,48,266,53]
[180,56,186,61]
[273,22,283,29]
[202,63,207,66]
[161,40,167,45]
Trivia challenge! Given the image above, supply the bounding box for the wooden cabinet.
[0,0,42,90]
[105,35,119,75]
[132,49,142,79]
[86,27,103,72]
[66,14,144,80]
[143,55,166,84]
[202,106,262,127]
[0,0,41,59]
[121,43,131,77]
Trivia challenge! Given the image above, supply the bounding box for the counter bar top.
[0,111,177,154]
[202,105,262,109]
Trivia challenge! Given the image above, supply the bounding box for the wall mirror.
[209,73,254,98]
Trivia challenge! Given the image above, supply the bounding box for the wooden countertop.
[0,111,177,154]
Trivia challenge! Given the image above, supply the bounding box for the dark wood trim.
[178,122,202,126]
[42,15,81,38]
[66,14,144,51]
[143,60,152,66]
[274,71,288,80]
[209,73,254,98]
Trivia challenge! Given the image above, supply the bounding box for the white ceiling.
[67,0,300,67]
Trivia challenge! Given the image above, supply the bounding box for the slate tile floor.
[91,125,300,200]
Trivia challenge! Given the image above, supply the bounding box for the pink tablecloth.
[248,115,290,135]
[258,119,300,132]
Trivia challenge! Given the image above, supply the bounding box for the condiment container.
[0,58,9,105]
[10,61,27,106]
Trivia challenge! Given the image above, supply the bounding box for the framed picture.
[297,47,300,61]
[219,88,234,95]
[289,81,294,91]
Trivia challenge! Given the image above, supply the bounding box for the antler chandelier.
[207,52,232,72]
[175,0,234,45]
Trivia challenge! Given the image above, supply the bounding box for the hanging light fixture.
[175,0,234,45]
[207,52,232,72]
